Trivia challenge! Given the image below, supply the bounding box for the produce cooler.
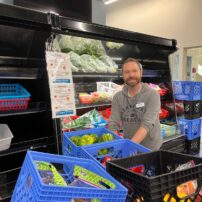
[0,3,180,201]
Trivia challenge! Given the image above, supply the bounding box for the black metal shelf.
[0,136,55,158]
[163,134,183,143]
[73,72,120,79]
[0,102,49,117]
[0,167,20,201]
[73,69,167,79]
[0,67,44,80]
[76,102,111,109]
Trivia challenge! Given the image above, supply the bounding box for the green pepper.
[91,134,99,143]
[81,134,94,146]
[70,136,81,146]
[98,148,109,155]
[99,133,114,142]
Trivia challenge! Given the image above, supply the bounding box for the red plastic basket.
[0,98,30,110]
[0,84,31,111]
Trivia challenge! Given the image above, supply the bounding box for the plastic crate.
[178,118,201,140]
[78,139,150,169]
[107,150,202,202]
[160,124,176,139]
[63,127,122,157]
[184,100,201,119]
[96,82,122,100]
[0,124,13,151]
[201,101,202,117]
[173,81,201,101]
[186,136,201,155]
[161,136,186,153]
[0,84,31,110]
[11,151,127,202]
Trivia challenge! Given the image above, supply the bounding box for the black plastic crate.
[161,136,186,153]
[107,150,202,202]
[186,136,201,155]
[184,100,201,119]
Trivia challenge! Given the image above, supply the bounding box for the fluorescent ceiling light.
[104,0,119,5]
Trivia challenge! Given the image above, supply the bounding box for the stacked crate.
[173,81,202,155]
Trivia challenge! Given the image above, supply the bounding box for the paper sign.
[46,51,76,118]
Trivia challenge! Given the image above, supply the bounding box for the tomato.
[101,156,112,167]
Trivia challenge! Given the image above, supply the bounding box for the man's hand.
[131,127,148,144]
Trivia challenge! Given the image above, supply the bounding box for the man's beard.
[125,77,141,88]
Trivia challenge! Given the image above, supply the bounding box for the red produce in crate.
[102,156,113,167]
[159,108,169,119]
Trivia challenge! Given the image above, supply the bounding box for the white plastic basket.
[96,82,122,100]
[0,124,13,151]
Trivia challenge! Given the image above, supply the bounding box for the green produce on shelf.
[63,116,92,130]
[62,109,107,131]
[106,41,124,50]
[99,55,118,73]
[59,35,74,53]
[99,133,114,142]
[58,35,105,57]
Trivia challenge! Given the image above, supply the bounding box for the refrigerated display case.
[0,4,58,202]
[0,3,179,201]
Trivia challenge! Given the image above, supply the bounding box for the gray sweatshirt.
[108,82,162,151]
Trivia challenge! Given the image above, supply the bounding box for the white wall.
[92,0,106,25]
[106,0,202,80]
[0,0,13,5]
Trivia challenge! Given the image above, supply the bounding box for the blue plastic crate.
[63,127,122,157]
[0,84,30,99]
[201,82,202,100]
[173,81,201,101]
[178,118,201,140]
[11,151,127,202]
[78,139,151,169]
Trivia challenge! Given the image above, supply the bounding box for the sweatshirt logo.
[121,104,144,123]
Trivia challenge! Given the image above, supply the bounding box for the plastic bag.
[99,55,118,73]
[62,109,107,130]
[59,35,74,53]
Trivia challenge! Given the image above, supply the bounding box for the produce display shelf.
[0,137,54,157]
[76,102,111,109]
[0,167,21,201]
[73,72,120,78]
[0,102,48,117]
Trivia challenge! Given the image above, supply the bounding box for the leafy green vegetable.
[99,55,118,73]
[59,35,74,53]
[106,41,124,49]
